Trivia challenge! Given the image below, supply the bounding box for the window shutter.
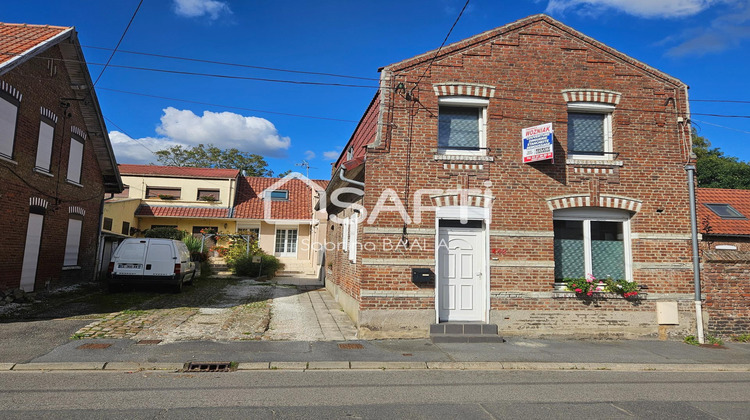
[66,137,84,184]
[35,121,55,172]
[348,214,358,262]
[64,218,83,266]
[0,97,18,158]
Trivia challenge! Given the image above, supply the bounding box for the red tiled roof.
[697,188,750,236]
[233,177,318,220]
[119,164,240,179]
[135,205,230,218]
[0,23,71,66]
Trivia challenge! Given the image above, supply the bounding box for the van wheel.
[173,278,183,293]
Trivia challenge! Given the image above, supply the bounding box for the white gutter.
[340,167,365,187]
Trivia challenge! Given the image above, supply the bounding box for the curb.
[4,361,750,372]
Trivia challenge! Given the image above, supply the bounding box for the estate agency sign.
[522,123,554,163]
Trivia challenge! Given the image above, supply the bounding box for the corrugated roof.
[697,188,750,236]
[233,177,321,220]
[119,164,240,179]
[135,205,230,218]
[0,23,70,66]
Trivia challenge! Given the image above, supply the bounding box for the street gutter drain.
[338,343,364,350]
[77,343,112,350]
[183,361,234,372]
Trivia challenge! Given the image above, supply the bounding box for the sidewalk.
[4,337,750,372]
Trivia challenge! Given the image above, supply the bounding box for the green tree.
[692,130,750,189]
[154,143,274,177]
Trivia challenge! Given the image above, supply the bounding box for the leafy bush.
[684,335,724,346]
[143,227,185,240]
[233,253,284,279]
[224,234,261,266]
[733,333,750,343]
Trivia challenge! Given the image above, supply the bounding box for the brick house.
[324,14,698,339]
[107,165,328,276]
[0,23,122,292]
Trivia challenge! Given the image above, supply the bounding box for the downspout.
[685,164,704,344]
[339,168,365,187]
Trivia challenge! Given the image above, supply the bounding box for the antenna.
[295,160,317,179]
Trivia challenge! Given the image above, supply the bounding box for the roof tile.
[0,23,71,66]
[697,188,750,236]
[136,205,230,218]
[119,164,239,179]
[233,177,326,220]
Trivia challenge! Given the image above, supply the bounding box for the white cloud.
[304,150,316,160]
[109,107,291,164]
[323,150,341,161]
[545,0,717,18]
[173,0,231,20]
[664,2,750,56]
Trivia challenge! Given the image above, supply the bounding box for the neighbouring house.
[697,187,750,336]
[105,165,327,276]
[325,14,698,339]
[0,23,122,292]
[697,188,750,252]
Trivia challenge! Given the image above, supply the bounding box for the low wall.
[703,251,750,336]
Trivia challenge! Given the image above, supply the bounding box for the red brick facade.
[0,26,121,292]
[702,251,750,335]
[325,15,697,338]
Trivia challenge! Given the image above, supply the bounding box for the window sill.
[65,179,83,188]
[33,168,53,177]
[434,154,494,162]
[0,155,18,165]
[62,265,81,271]
[566,158,623,167]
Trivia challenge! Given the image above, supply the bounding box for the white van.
[107,238,197,292]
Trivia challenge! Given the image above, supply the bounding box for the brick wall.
[0,45,106,291]
[702,250,750,335]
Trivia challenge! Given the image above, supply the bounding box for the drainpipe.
[685,164,705,344]
[339,167,365,187]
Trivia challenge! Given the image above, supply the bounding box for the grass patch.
[733,333,750,343]
[684,334,725,346]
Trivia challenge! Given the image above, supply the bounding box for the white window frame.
[274,226,298,257]
[437,97,488,156]
[266,190,289,201]
[348,213,358,262]
[0,93,19,161]
[342,219,349,251]
[35,119,55,173]
[553,207,632,281]
[64,217,83,266]
[567,102,614,161]
[66,135,84,185]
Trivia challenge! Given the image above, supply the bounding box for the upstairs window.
[102,217,113,231]
[197,189,220,201]
[66,135,85,184]
[35,118,56,173]
[567,103,614,160]
[146,187,181,200]
[0,90,20,160]
[437,97,487,155]
[704,203,746,219]
[267,190,289,201]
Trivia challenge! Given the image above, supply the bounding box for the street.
[1,370,748,419]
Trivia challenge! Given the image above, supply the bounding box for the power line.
[97,87,358,122]
[82,45,380,81]
[692,118,750,135]
[413,0,470,89]
[103,116,156,156]
[93,0,144,86]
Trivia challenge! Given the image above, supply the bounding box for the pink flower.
[575,288,582,293]
[586,278,593,283]
[587,291,593,296]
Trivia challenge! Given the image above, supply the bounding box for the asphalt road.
[1,370,748,419]
[0,319,90,363]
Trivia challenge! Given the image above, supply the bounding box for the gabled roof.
[233,177,323,220]
[382,14,685,87]
[135,205,230,219]
[697,188,750,236]
[0,22,122,192]
[119,164,240,179]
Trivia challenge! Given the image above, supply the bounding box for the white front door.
[275,228,298,257]
[437,227,484,322]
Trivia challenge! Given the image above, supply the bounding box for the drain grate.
[338,343,364,350]
[183,361,234,372]
[136,339,162,345]
[77,343,112,350]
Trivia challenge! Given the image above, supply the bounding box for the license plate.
[119,263,141,269]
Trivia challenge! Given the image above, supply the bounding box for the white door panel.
[437,227,484,322]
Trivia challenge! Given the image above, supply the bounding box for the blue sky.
[3,0,749,180]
